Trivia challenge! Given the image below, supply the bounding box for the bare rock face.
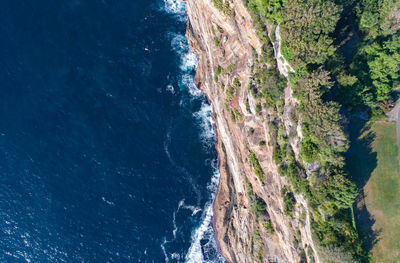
[185,0,320,262]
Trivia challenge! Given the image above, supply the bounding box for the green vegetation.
[215,65,223,77]
[281,186,296,216]
[252,225,264,263]
[214,36,221,47]
[256,65,286,106]
[227,64,235,73]
[239,0,399,260]
[247,42,287,107]
[233,77,241,88]
[249,152,265,183]
[341,33,400,110]
[211,0,231,15]
[230,108,243,123]
[225,84,236,103]
[250,195,267,220]
[348,120,400,262]
[211,0,399,260]
[307,248,316,263]
[244,0,400,115]
[245,98,251,113]
[215,65,223,82]
[300,138,319,163]
[334,0,400,112]
[281,0,340,67]
[356,0,399,40]
[255,102,262,115]
[262,220,274,233]
[244,0,284,34]
[245,176,274,246]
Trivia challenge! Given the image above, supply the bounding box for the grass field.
[347,119,400,262]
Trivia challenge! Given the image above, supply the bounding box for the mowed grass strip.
[350,120,400,262]
[368,121,400,262]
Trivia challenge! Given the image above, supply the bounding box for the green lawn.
[348,119,400,262]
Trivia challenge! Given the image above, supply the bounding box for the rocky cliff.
[185,0,320,262]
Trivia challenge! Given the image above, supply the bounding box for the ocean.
[0,0,225,262]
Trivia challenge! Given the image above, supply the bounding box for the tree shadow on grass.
[346,119,380,255]
[355,190,382,253]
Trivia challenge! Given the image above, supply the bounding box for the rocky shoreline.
[184,0,321,262]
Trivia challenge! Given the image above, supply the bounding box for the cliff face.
[185,0,320,262]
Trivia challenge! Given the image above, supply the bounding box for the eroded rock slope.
[185,0,320,262]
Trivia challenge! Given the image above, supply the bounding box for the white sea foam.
[172,211,178,239]
[171,253,181,260]
[181,74,202,97]
[185,165,225,263]
[101,197,115,206]
[180,52,197,72]
[178,199,185,208]
[185,203,213,263]
[193,102,216,146]
[161,1,225,262]
[162,0,187,21]
[170,34,200,97]
[171,34,198,72]
[166,84,175,94]
[183,205,202,216]
[160,239,169,263]
[178,199,202,216]
[182,87,225,262]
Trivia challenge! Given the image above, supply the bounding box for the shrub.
[300,138,319,163]
[214,36,221,47]
[272,145,286,164]
[211,0,231,15]
[281,186,296,216]
[230,109,243,123]
[255,103,262,114]
[250,196,267,219]
[225,84,236,102]
[227,64,235,73]
[216,65,223,76]
[233,77,241,88]
[245,98,251,113]
[249,152,265,183]
[263,220,274,234]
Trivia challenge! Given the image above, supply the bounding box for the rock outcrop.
[185,0,320,262]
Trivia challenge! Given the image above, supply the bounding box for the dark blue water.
[0,0,225,262]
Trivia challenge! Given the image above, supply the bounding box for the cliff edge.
[185,0,320,262]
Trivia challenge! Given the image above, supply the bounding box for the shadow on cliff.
[345,118,380,255]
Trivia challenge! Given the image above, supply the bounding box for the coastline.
[190,47,229,262]
[183,0,321,262]
[212,143,231,263]
[184,1,257,261]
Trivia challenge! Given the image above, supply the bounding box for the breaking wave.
[170,33,201,97]
[162,0,187,22]
[185,161,226,263]
[193,102,216,148]
[161,0,226,262]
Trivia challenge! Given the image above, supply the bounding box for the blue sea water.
[0,0,225,262]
